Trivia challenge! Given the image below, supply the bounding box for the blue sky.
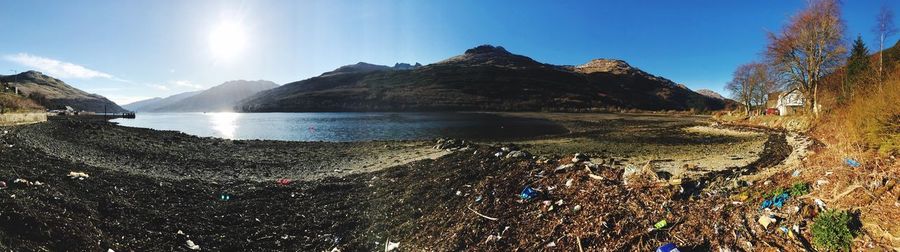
[1,0,897,104]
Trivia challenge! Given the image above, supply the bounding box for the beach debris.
[500,147,511,152]
[758,215,776,229]
[67,171,90,180]
[455,190,462,196]
[177,230,186,236]
[622,161,659,186]
[505,150,529,159]
[108,249,115,252]
[327,247,340,252]
[654,219,668,229]
[571,153,589,163]
[467,205,498,221]
[12,178,42,187]
[573,204,582,213]
[588,174,605,181]
[494,152,503,157]
[519,186,538,200]
[656,243,680,252]
[565,178,574,187]
[843,157,860,168]
[816,179,829,186]
[219,193,232,201]
[814,198,827,210]
[185,240,201,250]
[433,138,469,150]
[0,181,6,189]
[545,241,557,248]
[384,239,400,251]
[555,164,574,172]
[275,178,292,186]
[791,169,801,177]
[760,192,790,209]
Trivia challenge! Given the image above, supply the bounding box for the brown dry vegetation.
[0,93,44,113]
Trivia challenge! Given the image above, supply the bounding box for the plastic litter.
[275,178,292,186]
[654,219,668,229]
[545,241,557,248]
[758,215,776,229]
[656,243,680,252]
[772,193,789,208]
[67,171,90,180]
[219,193,232,201]
[384,239,400,251]
[814,198,827,210]
[0,181,6,189]
[571,153,589,163]
[519,186,538,200]
[186,240,201,250]
[843,157,860,168]
[565,178,574,187]
[760,192,789,209]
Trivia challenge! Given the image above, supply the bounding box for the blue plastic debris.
[760,199,773,209]
[519,186,538,200]
[760,192,790,209]
[656,243,680,252]
[772,193,789,208]
[844,158,861,168]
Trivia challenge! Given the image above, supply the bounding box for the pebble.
[186,240,201,250]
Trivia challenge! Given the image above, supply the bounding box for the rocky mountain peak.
[464,45,511,55]
[392,62,422,70]
[436,45,544,69]
[575,59,637,75]
[696,89,727,100]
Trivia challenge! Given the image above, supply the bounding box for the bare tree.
[751,63,782,115]
[874,4,897,83]
[727,63,760,116]
[765,0,846,117]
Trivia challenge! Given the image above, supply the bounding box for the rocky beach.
[0,113,818,251]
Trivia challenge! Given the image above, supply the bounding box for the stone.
[505,150,529,159]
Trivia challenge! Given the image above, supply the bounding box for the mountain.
[239,45,728,112]
[122,91,201,112]
[145,80,278,112]
[695,89,727,100]
[0,71,127,113]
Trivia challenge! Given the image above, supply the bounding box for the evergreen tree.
[844,35,870,100]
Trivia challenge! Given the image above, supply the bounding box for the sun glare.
[208,20,247,61]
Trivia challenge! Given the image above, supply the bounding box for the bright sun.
[208,20,247,61]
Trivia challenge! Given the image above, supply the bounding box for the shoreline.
[0,113,809,251]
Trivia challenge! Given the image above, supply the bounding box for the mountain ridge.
[239,44,727,112]
[135,80,278,112]
[0,70,127,113]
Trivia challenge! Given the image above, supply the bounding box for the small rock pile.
[432,138,471,151]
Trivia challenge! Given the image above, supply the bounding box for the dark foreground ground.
[0,117,812,251]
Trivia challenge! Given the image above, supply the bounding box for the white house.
[768,88,804,116]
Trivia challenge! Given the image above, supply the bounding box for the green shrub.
[811,209,856,251]
[789,182,810,196]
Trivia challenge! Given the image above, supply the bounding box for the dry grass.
[842,73,900,156]
[0,92,44,113]
[803,66,900,249]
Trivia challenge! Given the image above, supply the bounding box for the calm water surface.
[111,112,567,142]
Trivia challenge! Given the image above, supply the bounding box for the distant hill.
[695,89,727,100]
[139,80,278,112]
[239,45,727,112]
[122,91,201,112]
[0,71,126,113]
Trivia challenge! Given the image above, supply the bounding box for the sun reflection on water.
[208,112,240,139]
